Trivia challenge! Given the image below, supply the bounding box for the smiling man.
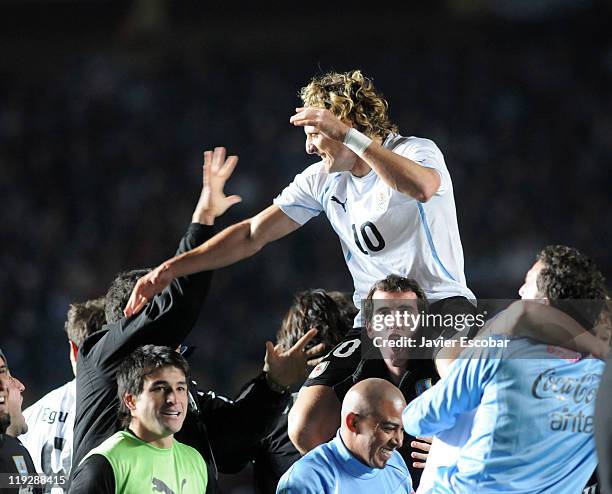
[1,349,40,493]
[69,345,207,494]
[277,378,411,494]
[292,276,436,488]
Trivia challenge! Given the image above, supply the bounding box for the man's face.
[128,366,188,441]
[353,399,405,468]
[368,290,420,366]
[304,124,357,173]
[0,357,27,436]
[519,260,547,300]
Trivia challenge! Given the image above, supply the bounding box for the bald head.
[340,378,406,468]
[342,378,405,422]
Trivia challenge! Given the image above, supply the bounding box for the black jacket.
[72,224,214,481]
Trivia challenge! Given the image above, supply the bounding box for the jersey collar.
[331,431,378,479]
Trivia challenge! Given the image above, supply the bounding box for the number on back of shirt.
[352,222,385,255]
[332,339,361,358]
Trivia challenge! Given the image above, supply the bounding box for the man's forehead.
[304,125,318,135]
[373,290,418,300]
[372,291,419,310]
[144,366,186,383]
[528,260,545,276]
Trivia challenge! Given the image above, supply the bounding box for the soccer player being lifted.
[125,69,474,327]
[123,70,476,459]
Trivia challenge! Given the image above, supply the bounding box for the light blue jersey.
[403,336,602,493]
[276,431,412,494]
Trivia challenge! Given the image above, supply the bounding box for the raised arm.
[93,148,244,360]
[479,301,608,360]
[290,107,440,202]
[125,180,301,316]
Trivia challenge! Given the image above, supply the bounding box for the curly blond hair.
[299,70,398,140]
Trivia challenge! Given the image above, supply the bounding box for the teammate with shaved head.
[277,378,411,493]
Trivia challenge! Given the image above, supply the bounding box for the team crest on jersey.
[308,361,329,379]
[415,378,433,396]
[375,189,390,212]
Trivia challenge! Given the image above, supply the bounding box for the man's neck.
[349,135,383,177]
[384,360,408,386]
[129,426,173,449]
[350,159,371,177]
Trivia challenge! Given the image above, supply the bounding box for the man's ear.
[124,393,137,412]
[345,412,359,433]
[365,322,374,339]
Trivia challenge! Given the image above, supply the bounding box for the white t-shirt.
[20,379,75,492]
[274,133,474,321]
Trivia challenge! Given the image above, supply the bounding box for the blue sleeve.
[402,352,500,436]
[276,462,326,494]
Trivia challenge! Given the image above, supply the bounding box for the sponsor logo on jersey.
[330,195,348,212]
[308,361,329,379]
[152,477,186,494]
[531,369,600,404]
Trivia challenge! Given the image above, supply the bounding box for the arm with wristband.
[289,107,441,202]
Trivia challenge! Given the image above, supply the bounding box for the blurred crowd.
[0,4,610,406]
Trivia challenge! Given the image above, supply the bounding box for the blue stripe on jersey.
[416,202,457,282]
[345,251,352,263]
[285,204,321,214]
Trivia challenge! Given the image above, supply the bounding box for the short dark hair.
[276,290,354,351]
[105,269,151,324]
[364,275,428,324]
[536,245,607,329]
[64,297,106,347]
[117,345,189,429]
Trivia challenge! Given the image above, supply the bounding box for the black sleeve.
[73,223,216,469]
[199,373,291,474]
[68,455,115,494]
[84,223,216,368]
[303,329,363,390]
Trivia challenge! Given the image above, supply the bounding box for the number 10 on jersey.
[352,222,385,255]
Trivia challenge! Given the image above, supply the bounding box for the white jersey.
[20,379,75,492]
[274,133,474,320]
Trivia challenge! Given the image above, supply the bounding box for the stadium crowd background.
[1,1,611,490]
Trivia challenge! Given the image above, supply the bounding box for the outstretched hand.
[123,263,174,318]
[263,328,327,389]
[124,146,241,318]
[193,147,242,225]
